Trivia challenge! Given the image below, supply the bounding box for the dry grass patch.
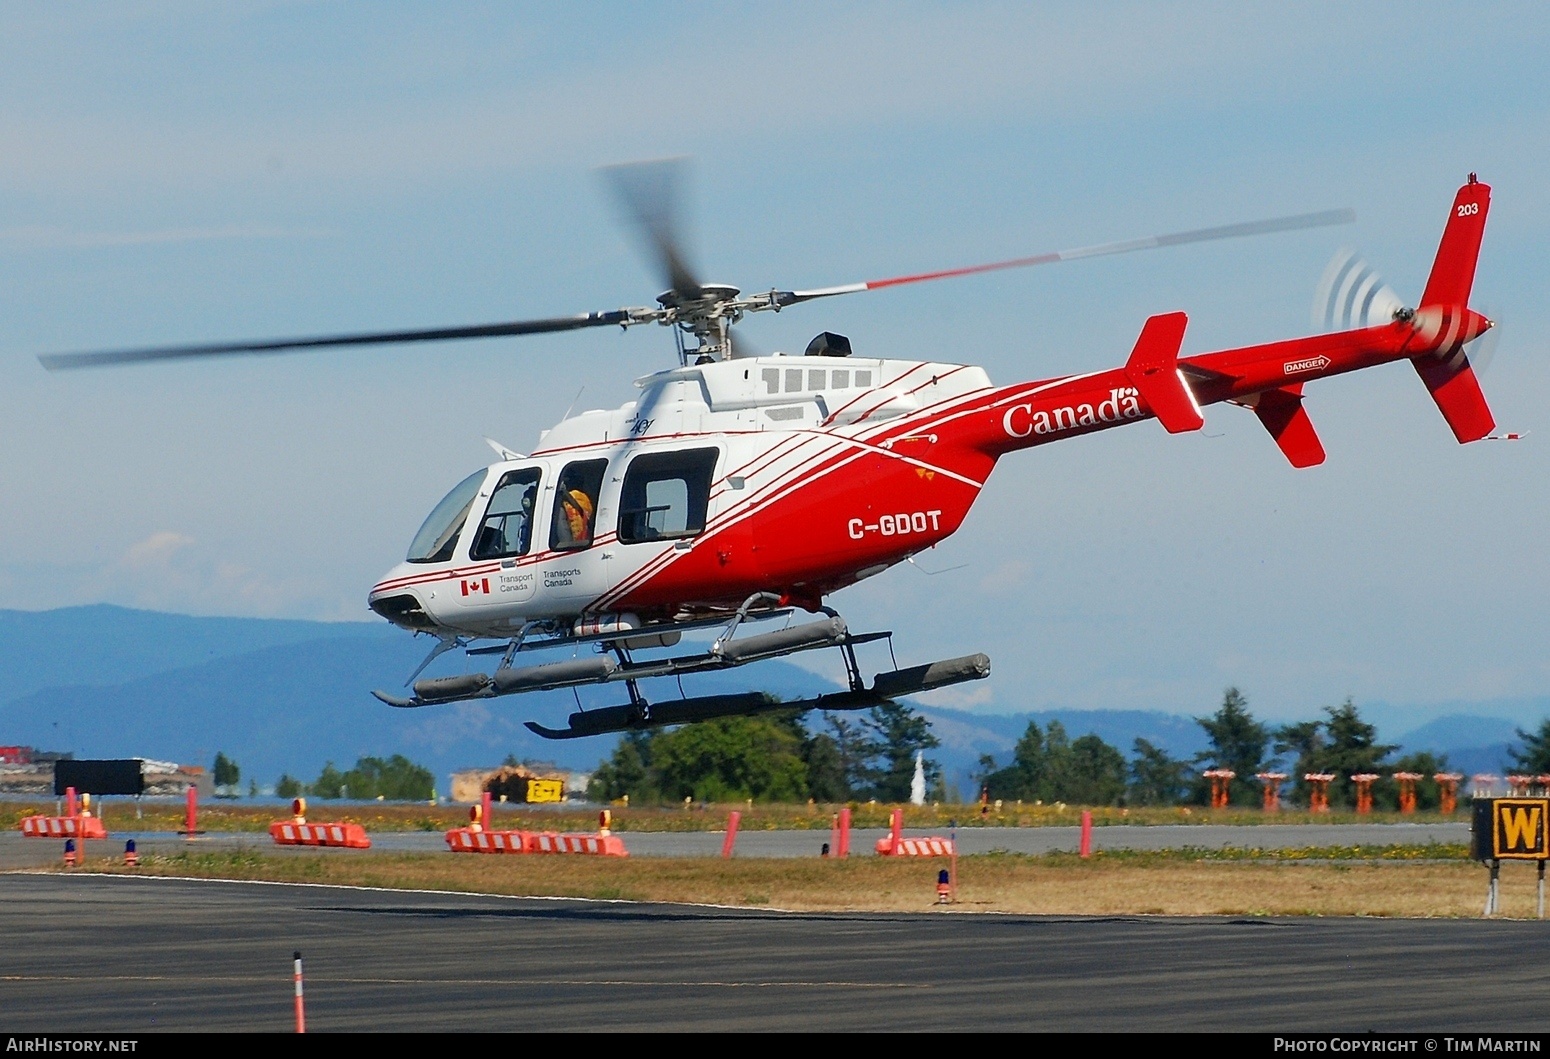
[46,846,1532,918]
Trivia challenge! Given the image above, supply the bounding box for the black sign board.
[1472,797,1550,860]
[54,759,144,797]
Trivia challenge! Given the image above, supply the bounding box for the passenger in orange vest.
[558,485,595,546]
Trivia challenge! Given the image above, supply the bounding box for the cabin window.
[406,469,485,564]
[470,467,542,560]
[761,368,780,394]
[854,370,873,387]
[808,369,826,390]
[550,458,608,551]
[784,368,803,393]
[617,448,719,544]
[832,369,849,388]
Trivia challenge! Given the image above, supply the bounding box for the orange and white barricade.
[874,835,956,856]
[445,828,528,853]
[269,821,371,849]
[874,808,956,857]
[444,827,628,856]
[20,815,107,839]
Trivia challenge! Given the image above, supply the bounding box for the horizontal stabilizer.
[1252,384,1325,468]
[1123,312,1203,433]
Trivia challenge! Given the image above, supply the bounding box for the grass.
[0,799,1473,834]
[42,842,1535,918]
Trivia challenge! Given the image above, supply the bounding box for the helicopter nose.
[368,567,441,632]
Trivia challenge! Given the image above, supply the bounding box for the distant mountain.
[0,605,396,700]
[0,612,843,789]
[1394,714,1522,777]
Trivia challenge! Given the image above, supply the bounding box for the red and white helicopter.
[41,166,1499,740]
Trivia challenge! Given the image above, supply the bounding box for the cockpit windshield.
[406,469,485,564]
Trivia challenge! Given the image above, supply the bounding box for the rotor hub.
[656,284,741,312]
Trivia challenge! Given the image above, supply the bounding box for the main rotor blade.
[777,207,1357,306]
[601,158,703,301]
[37,311,635,370]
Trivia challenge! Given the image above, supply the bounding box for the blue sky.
[1,2,1547,728]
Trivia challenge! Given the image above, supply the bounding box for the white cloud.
[123,531,195,569]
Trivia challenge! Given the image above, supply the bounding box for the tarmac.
[1,872,1544,1032]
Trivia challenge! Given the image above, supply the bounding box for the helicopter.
[39,164,1499,740]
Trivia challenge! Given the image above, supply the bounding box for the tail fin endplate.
[1123,312,1203,434]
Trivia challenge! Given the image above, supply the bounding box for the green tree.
[825,714,882,797]
[1274,719,1325,806]
[1127,738,1189,806]
[1064,733,1128,805]
[1510,719,1550,773]
[650,714,809,803]
[338,755,435,801]
[1195,687,1271,805]
[1038,721,1076,801]
[1318,699,1396,807]
[983,720,1128,805]
[275,774,304,800]
[312,761,346,799]
[213,751,240,790]
[981,720,1045,801]
[861,701,941,802]
[305,755,434,801]
[801,729,849,802]
[588,731,657,803]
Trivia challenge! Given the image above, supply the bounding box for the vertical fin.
[1412,176,1495,443]
[1420,177,1490,309]
[1415,353,1494,443]
[1252,384,1325,468]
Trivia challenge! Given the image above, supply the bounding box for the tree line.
[980,686,1550,810]
[275,754,435,802]
[588,702,943,804]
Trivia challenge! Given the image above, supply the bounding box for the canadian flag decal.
[460,578,490,596]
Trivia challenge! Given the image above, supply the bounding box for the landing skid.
[522,655,989,740]
[371,598,990,739]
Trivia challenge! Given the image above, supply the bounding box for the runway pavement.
[0,872,1543,1032]
[0,821,1471,867]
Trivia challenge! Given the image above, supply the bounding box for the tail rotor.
[1312,248,1406,332]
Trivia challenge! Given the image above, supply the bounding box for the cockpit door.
[534,456,611,613]
[451,462,546,608]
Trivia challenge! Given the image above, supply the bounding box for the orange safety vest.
[563,489,594,541]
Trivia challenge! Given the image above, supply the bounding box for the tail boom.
[963,175,1498,461]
